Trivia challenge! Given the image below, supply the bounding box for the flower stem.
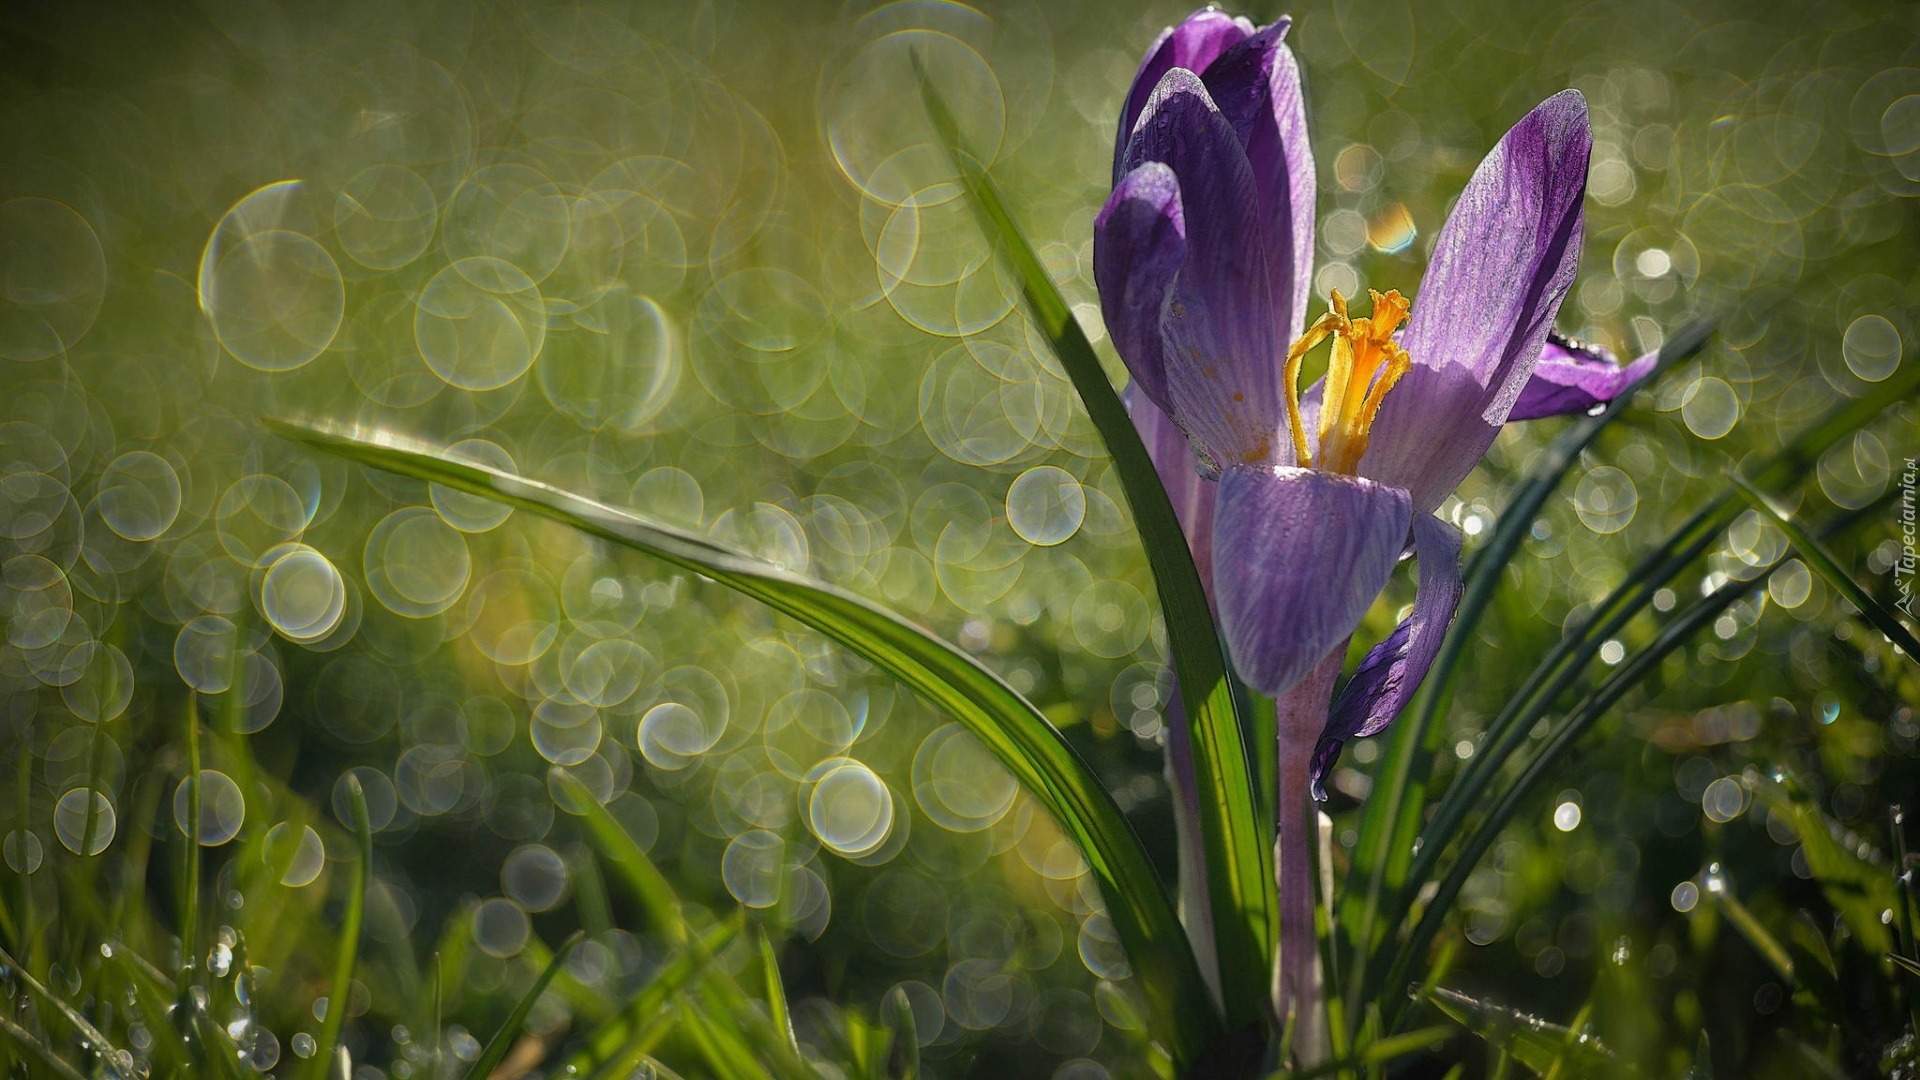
[1273,647,1344,1064]
[1163,681,1223,1013]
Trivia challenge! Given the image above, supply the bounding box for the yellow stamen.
[1282,288,1413,474]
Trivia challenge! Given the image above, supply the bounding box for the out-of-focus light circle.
[414,258,547,391]
[502,843,570,912]
[364,507,470,618]
[4,829,45,873]
[472,897,530,958]
[0,198,107,361]
[174,615,238,693]
[259,544,346,642]
[263,822,325,886]
[807,759,895,858]
[530,700,602,766]
[1702,777,1748,823]
[53,788,115,855]
[1007,466,1085,546]
[1841,314,1901,382]
[637,701,717,770]
[1573,466,1638,535]
[721,829,785,908]
[913,724,1017,832]
[62,641,133,722]
[334,164,438,271]
[1552,801,1582,832]
[205,230,345,371]
[1680,376,1739,440]
[173,770,247,845]
[96,451,182,541]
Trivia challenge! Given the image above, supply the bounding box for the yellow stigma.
[1281,288,1413,474]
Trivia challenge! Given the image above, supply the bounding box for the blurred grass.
[0,0,1917,1077]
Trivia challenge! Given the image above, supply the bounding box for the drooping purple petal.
[1362,90,1593,513]
[1199,20,1316,341]
[1096,164,1187,412]
[1310,513,1464,799]
[1128,382,1218,599]
[1114,7,1258,183]
[1507,332,1656,422]
[1124,70,1279,472]
[1214,465,1411,696]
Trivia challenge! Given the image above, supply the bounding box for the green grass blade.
[914,61,1267,1032]
[1379,496,1891,1028]
[270,417,1215,1063]
[1340,322,1712,1016]
[554,771,687,944]
[0,1014,86,1080]
[0,943,122,1061]
[757,928,799,1059]
[182,696,203,983]
[556,775,812,1079]
[1730,472,1919,662]
[464,930,585,1080]
[1423,986,1621,1076]
[883,985,920,1080]
[432,952,445,1080]
[312,772,372,1080]
[1360,351,1918,1021]
[1289,1025,1454,1078]
[568,918,740,1079]
[1752,772,1896,956]
[1709,884,1796,984]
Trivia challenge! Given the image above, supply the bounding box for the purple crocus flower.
[1099,9,1634,793]
[1097,8,1636,1041]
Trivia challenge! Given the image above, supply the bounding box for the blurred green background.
[1,0,1915,1076]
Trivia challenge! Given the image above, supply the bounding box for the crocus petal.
[1214,465,1411,696]
[1096,164,1187,411]
[1362,90,1593,513]
[1310,513,1464,799]
[1128,382,1218,598]
[1114,7,1257,183]
[1200,20,1316,340]
[1507,332,1657,422]
[1124,70,1279,472]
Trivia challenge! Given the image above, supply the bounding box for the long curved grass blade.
[555,772,687,943]
[757,928,799,1058]
[1423,986,1622,1076]
[464,930,586,1080]
[568,918,740,1080]
[1340,321,1712,1016]
[1379,495,1892,1028]
[556,775,812,1080]
[270,417,1214,1061]
[1355,352,1920,1020]
[1752,773,1896,956]
[312,772,371,1080]
[1710,883,1796,984]
[1730,472,1919,662]
[0,1014,86,1080]
[1288,1025,1454,1078]
[915,61,1268,1032]
[0,944,122,1061]
[182,696,203,988]
[683,1001,773,1079]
